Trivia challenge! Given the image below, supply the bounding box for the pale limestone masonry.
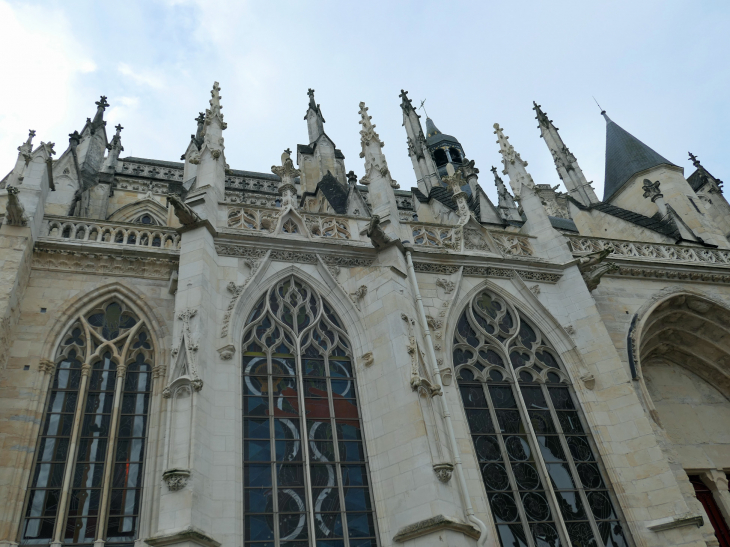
[0,86,729,547]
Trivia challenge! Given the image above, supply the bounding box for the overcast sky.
[1,0,728,202]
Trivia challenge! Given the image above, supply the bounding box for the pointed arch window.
[242,277,378,546]
[21,301,155,547]
[453,289,630,547]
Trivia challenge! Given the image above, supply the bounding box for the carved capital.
[162,468,191,491]
[433,463,454,483]
[38,359,56,375]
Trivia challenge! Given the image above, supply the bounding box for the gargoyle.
[365,215,393,249]
[5,186,27,226]
[577,246,617,291]
[167,193,201,226]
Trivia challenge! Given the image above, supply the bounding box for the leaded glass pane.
[21,302,154,547]
[454,289,629,547]
[242,277,377,546]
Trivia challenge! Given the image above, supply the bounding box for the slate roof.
[570,197,680,240]
[425,117,460,147]
[297,142,345,159]
[602,115,676,201]
[314,171,348,214]
[548,216,579,233]
[411,185,481,217]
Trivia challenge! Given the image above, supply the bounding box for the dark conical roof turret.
[425,116,459,147]
[603,113,676,201]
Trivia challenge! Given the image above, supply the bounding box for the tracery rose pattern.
[242,277,377,546]
[454,288,628,547]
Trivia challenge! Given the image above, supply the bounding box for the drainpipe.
[404,249,489,547]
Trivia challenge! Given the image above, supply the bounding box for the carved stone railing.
[304,215,351,239]
[118,161,184,181]
[227,206,281,232]
[43,217,180,249]
[410,224,461,250]
[490,233,533,257]
[224,192,279,206]
[568,236,730,266]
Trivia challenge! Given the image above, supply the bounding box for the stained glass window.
[242,277,378,547]
[21,301,154,547]
[454,289,630,547]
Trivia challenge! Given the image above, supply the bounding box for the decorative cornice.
[32,247,177,280]
[614,265,730,284]
[146,526,220,547]
[393,514,480,543]
[215,243,375,268]
[413,261,562,283]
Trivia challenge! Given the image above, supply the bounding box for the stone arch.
[633,290,730,461]
[225,263,369,374]
[446,277,584,382]
[40,280,170,367]
[107,197,168,225]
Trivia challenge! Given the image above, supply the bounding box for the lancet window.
[21,301,154,547]
[241,277,377,546]
[453,289,629,547]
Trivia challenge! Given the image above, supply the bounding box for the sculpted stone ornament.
[364,215,393,249]
[271,148,300,208]
[162,468,191,491]
[5,186,28,226]
[442,165,470,224]
[361,352,374,367]
[435,278,455,294]
[349,285,368,311]
[577,246,618,292]
[167,193,202,226]
[642,179,663,202]
[433,463,454,483]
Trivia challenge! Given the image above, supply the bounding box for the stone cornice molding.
[146,527,221,547]
[393,514,480,542]
[32,246,178,280]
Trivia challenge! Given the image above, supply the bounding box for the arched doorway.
[638,293,730,544]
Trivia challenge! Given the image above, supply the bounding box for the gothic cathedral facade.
[1,84,730,547]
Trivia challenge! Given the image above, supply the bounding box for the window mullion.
[268,357,280,547]
[51,361,92,547]
[484,382,536,547]
[93,358,128,544]
[546,385,606,547]
[512,381,572,547]
[295,350,318,544]
[327,357,350,547]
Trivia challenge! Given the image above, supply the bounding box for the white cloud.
[0,1,97,173]
[117,63,165,89]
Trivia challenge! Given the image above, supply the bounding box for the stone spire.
[271,148,300,209]
[90,95,109,134]
[192,82,227,207]
[358,101,401,238]
[533,101,598,205]
[491,166,521,221]
[494,123,534,198]
[493,122,571,260]
[602,110,675,201]
[103,124,124,172]
[304,88,326,144]
[399,90,439,194]
[442,164,470,224]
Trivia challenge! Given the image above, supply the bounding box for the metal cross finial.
[115,124,123,134]
[418,99,428,118]
[592,96,605,115]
